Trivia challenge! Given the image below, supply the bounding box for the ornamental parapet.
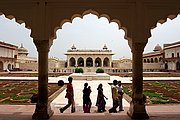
[67,49,112,52]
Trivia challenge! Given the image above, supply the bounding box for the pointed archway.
[0,61,3,70]
[77,57,84,67]
[176,61,180,70]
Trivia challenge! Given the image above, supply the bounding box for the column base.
[127,101,149,119]
[32,103,54,119]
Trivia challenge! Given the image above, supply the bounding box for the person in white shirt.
[117,81,124,111]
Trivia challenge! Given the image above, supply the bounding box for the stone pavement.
[0,105,180,120]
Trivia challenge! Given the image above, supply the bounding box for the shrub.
[96,68,104,73]
[75,68,84,73]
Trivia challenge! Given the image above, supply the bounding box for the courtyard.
[0,74,180,120]
[0,72,179,106]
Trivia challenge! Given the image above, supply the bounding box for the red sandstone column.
[32,40,53,119]
[127,42,149,119]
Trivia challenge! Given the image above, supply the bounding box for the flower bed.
[123,81,180,104]
[0,81,60,104]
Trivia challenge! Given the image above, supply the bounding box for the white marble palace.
[64,44,113,72]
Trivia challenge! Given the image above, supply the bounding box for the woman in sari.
[96,83,108,112]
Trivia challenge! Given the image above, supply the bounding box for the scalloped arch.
[151,13,179,31]
[0,12,31,29]
[54,9,130,41]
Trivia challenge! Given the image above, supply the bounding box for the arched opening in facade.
[159,57,162,62]
[7,64,11,70]
[176,61,180,70]
[53,12,131,71]
[147,59,150,63]
[144,59,147,63]
[77,57,84,67]
[155,58,158,63]
[0,61,3,70]
[51,12,131,67]
[0,14,37,71]
[95,57,101,67]
[165,62,168,70]
[150,58,154,63]
[65,62,67,67]
[103,57,110,67]
[86,57,93,67]
[144,14,180,72]
[69,57,76,67]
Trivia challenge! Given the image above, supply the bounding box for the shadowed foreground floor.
[0,105,180,120]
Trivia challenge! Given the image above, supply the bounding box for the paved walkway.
[51,79,130,112]
[0,105,180,120]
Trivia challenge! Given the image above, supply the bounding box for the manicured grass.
[12,94,32,100]
[176,81,180,84]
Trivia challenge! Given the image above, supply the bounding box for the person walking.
[117,81,124,111]
[83,83,92,113]
[60,77,75,113]
[87,86,92,113]
[96,83,108,112]
[109,80,119,113]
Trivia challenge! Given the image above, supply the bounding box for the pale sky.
[0,14,180,60]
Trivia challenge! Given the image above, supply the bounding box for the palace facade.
[0,41,18,71]
[64,44,114,73]
[143,41,180,72]
[143,44,164,72]
[0,41,37,71]
[1,41,180,72]
[163,41,180,71]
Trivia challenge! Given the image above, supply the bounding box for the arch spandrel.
[0,1,38,32]
[1,0,180,46]
[46,1,136,42]
[143,1,180,41]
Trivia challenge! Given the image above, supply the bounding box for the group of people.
[59,77,124,113]
[109,80,124,113]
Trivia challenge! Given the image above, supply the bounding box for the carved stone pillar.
[32,40,53,119]
[84,57,86,67]
[101,58,103,67]
[93,59,95,67]
[75,58,78,67]
[127,42,149,119]
[67,58,69,67]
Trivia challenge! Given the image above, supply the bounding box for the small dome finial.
[71,44,76,50]
[20,43,23,48]
[103,44,108,50]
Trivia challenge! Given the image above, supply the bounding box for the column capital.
[34,40,50,52]
[132,42,147,53]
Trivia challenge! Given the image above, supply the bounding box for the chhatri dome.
[18,43,29,56]
[71,44,76,50]
[153,44,162,52]
[103,44,108,50]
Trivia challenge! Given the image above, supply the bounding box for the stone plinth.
[69,73,110,80]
